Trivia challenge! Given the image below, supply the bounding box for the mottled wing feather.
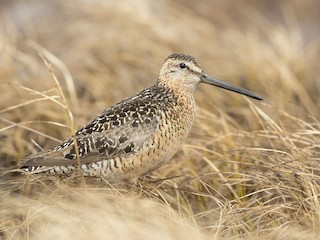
[22,89,160,168]
[22,122,155,166]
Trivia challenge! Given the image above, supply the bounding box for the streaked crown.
[158,53,203,92]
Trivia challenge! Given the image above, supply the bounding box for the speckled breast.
[109,94,196,180]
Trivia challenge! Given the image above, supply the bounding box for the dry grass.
[1,0,320,239]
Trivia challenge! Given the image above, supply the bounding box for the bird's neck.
[153,80,196,112]
[156,78,196,95]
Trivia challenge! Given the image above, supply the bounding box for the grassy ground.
[1,0,320,239]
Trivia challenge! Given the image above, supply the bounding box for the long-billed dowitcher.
[20,53,262,180]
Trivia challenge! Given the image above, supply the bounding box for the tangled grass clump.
[1,0,320,239]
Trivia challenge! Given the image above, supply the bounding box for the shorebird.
[20,53,263,180]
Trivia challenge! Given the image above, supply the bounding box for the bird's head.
[158,53,263,100]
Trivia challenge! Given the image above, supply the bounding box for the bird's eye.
[179,63,187,69]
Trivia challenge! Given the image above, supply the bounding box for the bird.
[20,53,263,181]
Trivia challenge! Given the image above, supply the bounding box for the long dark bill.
[201,73,263,100]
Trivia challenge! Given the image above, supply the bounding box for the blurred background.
[0,0,319,162]
[1,1,320,239]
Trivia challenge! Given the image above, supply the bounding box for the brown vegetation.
[1,0,320,239]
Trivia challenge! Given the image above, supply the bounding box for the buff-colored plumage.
[21,53,262,180]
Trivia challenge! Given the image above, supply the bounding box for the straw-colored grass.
[1,0,320,239]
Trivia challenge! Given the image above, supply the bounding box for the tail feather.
[20,165,53,174]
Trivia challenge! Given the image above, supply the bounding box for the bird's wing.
[21,96,160,167]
